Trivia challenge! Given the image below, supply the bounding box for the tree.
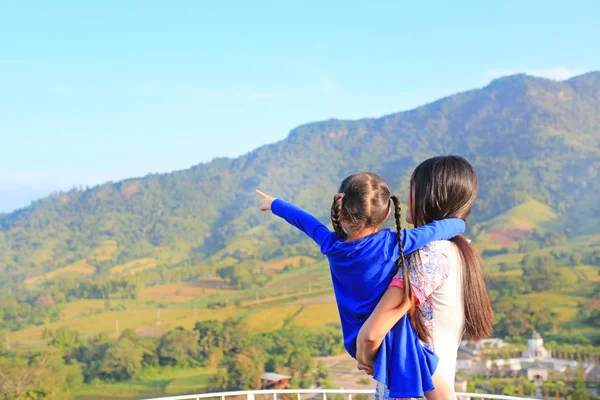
[569,367,589,400]
[100,338,144,381]
[287,348,312,381]
[0,333,7,355]
[195,320,223,354]
[74,333,112,382]
[226,349,262,390]
[0,348,82,400]
[137,337,160,368]
[208,369,229,391]
[570,253,583,266]
[521,379,536,396]
[521,259,560,292]
[502,384,516,396]
[590,250,600,266]
[206,347,224,369]
[49,327,81,358]
[158,327,200,367]
[41,327,54,340]
[264,358,278,372]
[119,328,138,342]
[314,361,329,387]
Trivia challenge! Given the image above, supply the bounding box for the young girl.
[256,172,464,399]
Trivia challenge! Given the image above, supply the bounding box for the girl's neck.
[345,226,380,242]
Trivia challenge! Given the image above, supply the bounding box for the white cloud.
[487,67,583,81]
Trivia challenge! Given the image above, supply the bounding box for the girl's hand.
[357,361,374,376]
[255,190,276,211]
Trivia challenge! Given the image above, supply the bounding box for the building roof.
[457,348,476,360]
[262,373,291,382]
[521,361,554,370]
[585,364,600,381]
[460,338,507,350]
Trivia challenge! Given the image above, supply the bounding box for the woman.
[356,155,494,398]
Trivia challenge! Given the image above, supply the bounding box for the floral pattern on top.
[404,242,451,346]
[375,242,452,400]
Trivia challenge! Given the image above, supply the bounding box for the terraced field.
[139,281,236,303]
[24,259,96,285]
[111,257,158,275]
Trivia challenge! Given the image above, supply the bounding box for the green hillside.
[481,199,557,231]
[0,73,599,351]
[1,72,599,287]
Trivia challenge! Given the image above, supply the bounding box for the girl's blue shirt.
[271,199,465,397]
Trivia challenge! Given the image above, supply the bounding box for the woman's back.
[409,240,465,388]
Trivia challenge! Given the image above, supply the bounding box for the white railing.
[142,389,540,400]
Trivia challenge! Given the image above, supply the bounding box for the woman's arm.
[355,286,412,374]
[357,243,451,374]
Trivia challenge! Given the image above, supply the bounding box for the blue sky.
[1,0,599,212]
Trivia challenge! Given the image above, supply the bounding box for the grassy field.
[491,265,600,282]
[27,240,120,285]
[8,306,242,352]
[236,300,339,333]
[111,258,158,275]
[12,241,599,353]
[289,303,340,328]
[163,371,213,395]
[239,304,304,333]
[139,281,236,303]
[485,234,600,268]
[479,198,557,231]
[90,240,118,262]
[8,258,338,352]
[25,259,96,285]
[266,259,330,286]
[263,256,316,272]
[60,299,112,319]
[522,291,583,320]
[46,272,340,400]
[71,353,370,400]
[490,264,598,327]
[73,367,214,400]
[471,199,556,248]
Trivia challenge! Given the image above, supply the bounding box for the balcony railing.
[142,389,541,400]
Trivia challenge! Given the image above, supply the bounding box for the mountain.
[1,72,599,286]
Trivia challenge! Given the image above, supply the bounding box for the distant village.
[258,331,599,397]
[455,331,598,395]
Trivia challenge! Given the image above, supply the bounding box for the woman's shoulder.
[409,240,462,274]
[405,241,457,298]
[421,240,460,260]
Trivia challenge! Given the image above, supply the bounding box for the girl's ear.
[339,214,344,222]
[385,207,392,220]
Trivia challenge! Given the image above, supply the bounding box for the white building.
[458,331,590,383]
[521,331,551,359]
[459,338,509,356]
